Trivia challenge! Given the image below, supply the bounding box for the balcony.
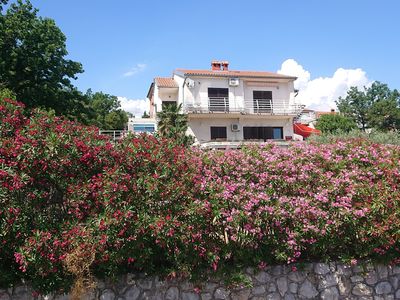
[183,98,303,115]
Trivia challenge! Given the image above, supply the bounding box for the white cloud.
[278,59,371,111]
[118,97,149,117]
[123,63,147,77]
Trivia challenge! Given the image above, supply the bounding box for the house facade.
[147,61,302,148]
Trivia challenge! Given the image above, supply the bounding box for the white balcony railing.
[183,98,303,115]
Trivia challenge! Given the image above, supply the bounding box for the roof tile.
[155,77,178,88]
[175,69,296,80]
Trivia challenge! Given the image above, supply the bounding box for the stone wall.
[1,262,400,299]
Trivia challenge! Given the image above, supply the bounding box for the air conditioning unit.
[186,79,195,88]
[229,78,239,87]
[231,123,240,132]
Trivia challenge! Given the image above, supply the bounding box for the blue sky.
[30,0,400,114]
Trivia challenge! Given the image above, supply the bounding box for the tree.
[315,114,357,134]
[85,90,128,130]
[367,99,400,131]
[141,111,150,118]
[157,103,194,146]
[336,82,400,131]
[0,0,83,115]
[0,85,15,100]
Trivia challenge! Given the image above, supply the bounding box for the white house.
[147,60,302,148]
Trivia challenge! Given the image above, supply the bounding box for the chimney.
[211,60,229,71]
[211,60,222,71]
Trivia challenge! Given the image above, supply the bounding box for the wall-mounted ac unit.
[231,123,240,132]
[186,79,195,88]
[229,78,239,87]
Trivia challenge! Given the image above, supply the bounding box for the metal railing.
[183,98,303,115]
[98,130,128,141]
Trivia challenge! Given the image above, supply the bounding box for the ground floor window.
[210,126,227,140]
[133,124,155,133]
[243,126,283,140]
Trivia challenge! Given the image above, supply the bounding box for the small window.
[133,124,155,133]
[210,126,227,140]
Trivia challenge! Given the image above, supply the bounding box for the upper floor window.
[253,91,272,113]
[208,88,229,112]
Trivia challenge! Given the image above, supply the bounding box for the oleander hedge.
[1,98,400,294]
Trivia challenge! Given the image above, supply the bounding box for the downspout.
[182,74,188,111]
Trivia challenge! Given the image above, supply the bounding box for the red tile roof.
[155,77,178,88]
[175,69,297,80]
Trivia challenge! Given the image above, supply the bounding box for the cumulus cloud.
[123,63,147,77]
[118,97,149,117]
[278,59,371,111]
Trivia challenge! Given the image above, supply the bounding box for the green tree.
[0,85,15,99]
[141,111,150,118]
[86,90,128,130]
[367,99,400,131]
[315,114,357,134]
[157,103,193,146]
[336,82,400,131]
[0,0,83,115]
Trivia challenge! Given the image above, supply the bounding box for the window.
[208,88,229,112]
[133,124,155,133]
[243,127,283,141]
[253,91,272,113]
[210,126,227,140]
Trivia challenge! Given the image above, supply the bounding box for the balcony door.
[208,88,229,112]
[253,91,272,113]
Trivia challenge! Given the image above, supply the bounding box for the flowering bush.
[1,97,400,294]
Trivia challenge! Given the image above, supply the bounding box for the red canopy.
[293,123,321,138]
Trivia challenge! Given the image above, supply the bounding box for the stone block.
[214,287,230,299]
[318,273,339,290]
[320,287,339,300]
[231,289,251,300]
[165,287,180,300]
[288,282,298,294]
[276,277,288,296]
[266,292,281,300]
[374,281,392,295]
[255,271,271,283]
[299,279,318,299]
[124,286,141,300]
[251,285,266,296]
[314,263,330,275]
[182,291,200,300]
[352,283,373,296]
[365,270,378,285]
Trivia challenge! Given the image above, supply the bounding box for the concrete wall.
[174,75,296,110]
[3,262,400,299]
[188,116,294,143]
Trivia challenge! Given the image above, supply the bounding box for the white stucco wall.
[188,116,294,143]
[174,74,296,110]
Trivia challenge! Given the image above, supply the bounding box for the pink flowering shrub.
[1,97,400,293]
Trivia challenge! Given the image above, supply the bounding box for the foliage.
[141,111,150,118]
[0,1,129,128]
[336,82,400,131]
[0,86,15,100]
[0,0,84,116]
[307,129,400,146]
[85,90,128,130]
[1,98,400,294]
[157,103,194,147]
[315,114,357,134]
